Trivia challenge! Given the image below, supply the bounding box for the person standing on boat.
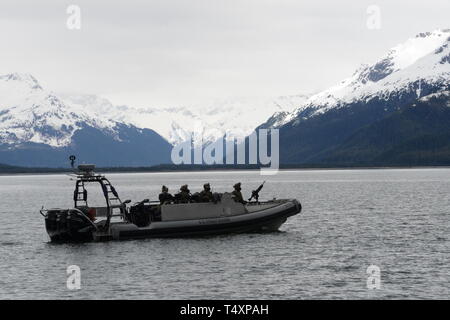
[232,182,246,204]
[159,185,174,205]
[199,183,213,202]
[178,184,191,203]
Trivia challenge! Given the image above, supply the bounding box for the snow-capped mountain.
[0,73,117,147]
[0,71,305,166]
[0,74,172,167]
[258,29,450,165]
[0,68,306,167]
[271,29,450,127]
[2,29,449,167]
[61,93,307,145]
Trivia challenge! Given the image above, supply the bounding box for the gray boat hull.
[45,198,301,242]
[104,199,301,240]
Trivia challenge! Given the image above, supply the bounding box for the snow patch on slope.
[60,94,308,145]
[0,74,117,147]
[276,29,450,126]
[419,90,450,106]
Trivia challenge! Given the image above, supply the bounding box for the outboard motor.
[44,209,95,242]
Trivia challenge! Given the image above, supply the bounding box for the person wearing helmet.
[178,184,191,203]
[199,183,213,202]
[159,185,173,205]
[231,182,246,204]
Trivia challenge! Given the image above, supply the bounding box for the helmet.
[180,184,189,191]
[233,182,241,189]
[162,185,168,192]
[203,183,210,190]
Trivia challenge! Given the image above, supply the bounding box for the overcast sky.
[0,0,449,107]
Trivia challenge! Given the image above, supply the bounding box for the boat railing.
[132,199,160,206]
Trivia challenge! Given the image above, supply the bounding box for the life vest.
[87,208,96,221]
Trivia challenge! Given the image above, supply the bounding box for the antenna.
[69,155,76,168]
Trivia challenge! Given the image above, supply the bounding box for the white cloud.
[0,0,448,107]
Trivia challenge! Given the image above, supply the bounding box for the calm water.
[0,169,449,299]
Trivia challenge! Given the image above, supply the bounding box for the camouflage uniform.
[231,182,246,204]
[178,184,191,203]
[159,185,173,205]
[199,183,213,202]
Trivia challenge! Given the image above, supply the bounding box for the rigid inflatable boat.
[40,165,302,242]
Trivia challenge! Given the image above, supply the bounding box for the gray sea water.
[0,169,449,299]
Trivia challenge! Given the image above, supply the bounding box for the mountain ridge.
[267,29,450,128]
[0,74,173,167]
[1,29,449,167]
[257,29,450,165]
